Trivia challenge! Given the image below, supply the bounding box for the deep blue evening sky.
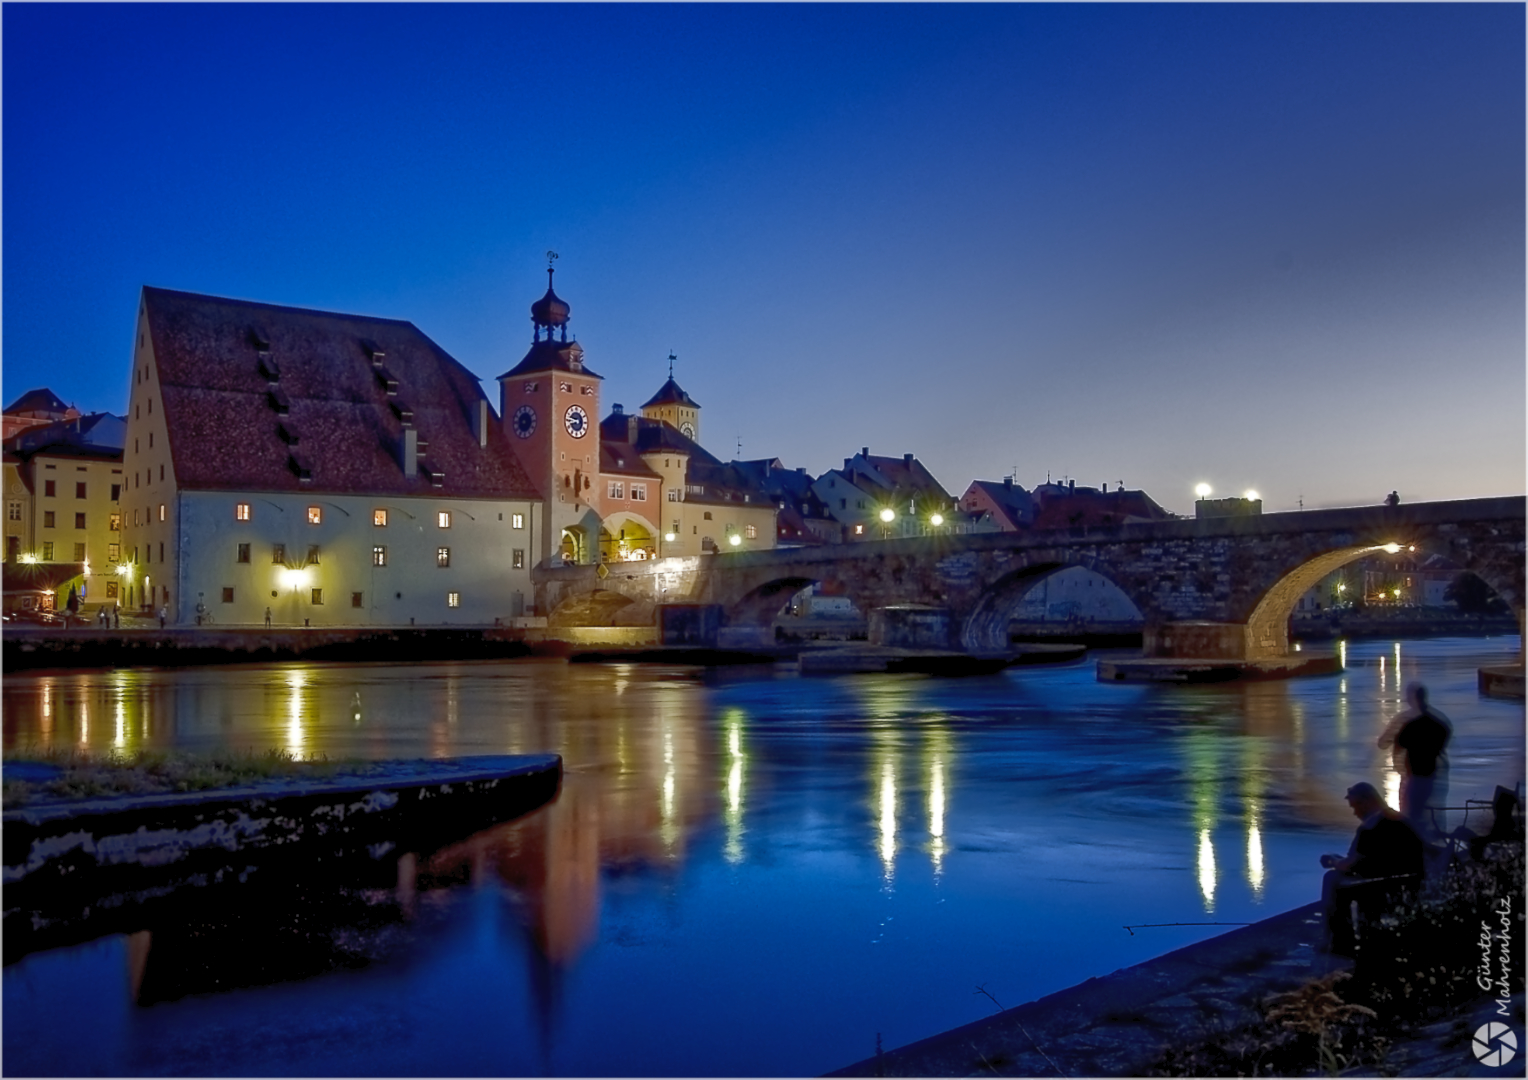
[4,4,1523,513]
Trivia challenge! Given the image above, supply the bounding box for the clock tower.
[498,258,603,565]
[640,354,702,444]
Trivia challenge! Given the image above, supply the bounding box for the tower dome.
[530,254,572,342]
[531,284,570,329]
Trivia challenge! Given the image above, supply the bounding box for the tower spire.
[530,251,571,343]
[668,351,676,379]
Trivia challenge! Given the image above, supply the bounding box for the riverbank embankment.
[2,754,561,962]
[829,901,1522,1077]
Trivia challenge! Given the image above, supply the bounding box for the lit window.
[109,513,121,531]
[308,506,322,525]
[158,504,166,522]
[73,543,86,561]
[512,513,524,529]
[372,546,387,567]
[311,588,323,605]
[108,543,120,562]
[437,547,451,568]
[373,509,388,527]
[745,524,757,539]
[42,542,54,560]
[236,503,251,521]
[105,581,119,598]
[667,489,679,502]
[447,591,461,608]
[631,484,647,502]
[437,511,451,528]
[854,524,864,535]
[512,549,525,569]
[222,587,234,603]
[237,543,250,563]
[272,543,286,564]
[608,481,625,500]
[7,503,20,521]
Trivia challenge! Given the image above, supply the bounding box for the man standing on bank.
[1377,682,1452,841]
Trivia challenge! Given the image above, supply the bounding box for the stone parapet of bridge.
[533,496,1524,658]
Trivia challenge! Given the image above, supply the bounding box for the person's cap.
[1345,782,1380,802]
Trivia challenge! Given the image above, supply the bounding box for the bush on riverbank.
[1149,841,1524,1077]
[2,747,343,808]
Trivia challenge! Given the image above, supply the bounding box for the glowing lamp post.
[728,533,742,548]
[1194,483,1212,501]
[878,507,896,539]
[929,512,943,535]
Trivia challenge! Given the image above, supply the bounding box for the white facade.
[177,490,541,627]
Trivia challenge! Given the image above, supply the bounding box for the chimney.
[612,403,624,415]
[1004,477,1012,490]
[861,447,869,458]
[403,428,418,478]
[1068,479,1075,493]
[472,399,489,448]
[904,453,913,464]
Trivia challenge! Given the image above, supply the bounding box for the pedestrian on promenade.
[158,605,167,629]
[112,605,120,629]
[264,606,273,629]
[1377,682,1452,841]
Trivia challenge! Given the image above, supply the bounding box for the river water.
[3,636,1523,1076]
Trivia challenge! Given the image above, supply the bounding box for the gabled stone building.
[122,287,542,626]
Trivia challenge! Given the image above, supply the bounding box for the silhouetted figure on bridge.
[1385,491,1400,507]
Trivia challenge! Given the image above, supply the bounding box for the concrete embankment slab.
[829,903,1333,1077]
[3,754,561,961]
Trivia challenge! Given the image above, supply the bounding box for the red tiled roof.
[143,287,539,500]
[2,388,71,418]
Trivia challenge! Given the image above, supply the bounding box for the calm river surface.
[3,636,1523,1076]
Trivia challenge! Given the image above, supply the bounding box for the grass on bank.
[2,746,350,809]
[1149,840,1525,1076]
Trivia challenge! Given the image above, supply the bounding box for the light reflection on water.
[2,637,1523,1077]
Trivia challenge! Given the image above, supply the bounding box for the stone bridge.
[534,496,1524,659]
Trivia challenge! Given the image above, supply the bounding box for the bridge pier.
[1104,620,1338,683]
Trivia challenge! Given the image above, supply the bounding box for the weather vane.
[668,351,676,379]
[546,250,558,268]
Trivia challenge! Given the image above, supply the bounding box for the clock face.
[564,404,589,438]
[680,422,696,440]
[512,404,537,439]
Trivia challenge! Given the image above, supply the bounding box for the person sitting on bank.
[1318,781,1424,955]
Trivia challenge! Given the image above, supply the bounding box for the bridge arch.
[1243,544,1387,658]
[961,559,1142,652]
[723,574,872,628]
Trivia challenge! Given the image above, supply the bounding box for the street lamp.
[1194,483,1212,500]
[728,533,742,547]
[929,513,944,528]
[1243,489,1259,502]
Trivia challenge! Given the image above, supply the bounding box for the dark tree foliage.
[1445,572,1507,614]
